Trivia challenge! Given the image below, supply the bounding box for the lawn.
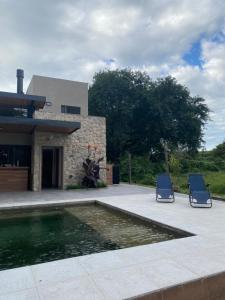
[120,155,225,199]
[172,171,225,199]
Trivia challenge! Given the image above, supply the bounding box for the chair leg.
[189,194,192,206]
[190,198,212,208]
[172,193,175,202]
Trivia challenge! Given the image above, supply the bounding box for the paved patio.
[0,184,225,299]
[0,183,154,207]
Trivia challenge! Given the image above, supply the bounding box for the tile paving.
[0,184,224,299]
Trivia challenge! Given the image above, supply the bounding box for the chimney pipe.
[16,69,24,94]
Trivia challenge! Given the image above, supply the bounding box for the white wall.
[27,75,88,116]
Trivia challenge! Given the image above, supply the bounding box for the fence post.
[160,138,169,173]
[128,152,132,184]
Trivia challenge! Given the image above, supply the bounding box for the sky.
[0,0,225,149]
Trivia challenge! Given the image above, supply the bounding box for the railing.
[0,105,34,118]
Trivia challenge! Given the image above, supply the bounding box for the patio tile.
[0,267,35,296]
[138,259,198,289]
[37,276,105,300]
[32,257,88,285]
[173,254,225,277]
[115,244,172,265]
[0,288,40,300]
[77,251,127,274]
[1,185,225,298]
[91,264,159,300]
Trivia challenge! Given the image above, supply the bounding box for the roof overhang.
[0,91,46,109]
[0,116,80,134]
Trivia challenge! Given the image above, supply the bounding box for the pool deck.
[0,184,225,299]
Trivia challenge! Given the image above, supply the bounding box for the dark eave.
[0,91,46,109]
[0,116,80,134]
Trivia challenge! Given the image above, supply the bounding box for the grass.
[171,171,225,199]
[123,171,225,199]
[120,153,225,199]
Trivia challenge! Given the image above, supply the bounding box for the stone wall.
[32,111,106,191]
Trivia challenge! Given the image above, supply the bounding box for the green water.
[0,203,188,270]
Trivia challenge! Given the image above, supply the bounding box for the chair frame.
[156,174,175,203]
[188,174,212,208]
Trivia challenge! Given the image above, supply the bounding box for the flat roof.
[0,91,46,109]
[0,116,80,134]
[29,74,88,86]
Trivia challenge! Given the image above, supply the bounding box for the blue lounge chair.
[188,174,212,208]
[156,173,175,202]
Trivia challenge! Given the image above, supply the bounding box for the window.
[0,145,31,167]
[61,105,80,115]
[0,106,28,118]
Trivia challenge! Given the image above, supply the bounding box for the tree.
[89,69,151,161]
[148,77,209,153]
[212,141,225,159]
[89,69,209,162]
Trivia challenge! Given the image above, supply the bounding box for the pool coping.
[128,269,225,300]
[0,199,194,239]
[1,192,225,299]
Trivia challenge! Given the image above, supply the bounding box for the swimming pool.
[0,202,191,270]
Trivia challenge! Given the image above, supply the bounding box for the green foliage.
[66,184,81,190]
[89,69,209,162]
[66,181,107,190]
[120,154,164,185]
[204,172,225,195]
[212,141,225,159]
[168,154,181,175]
[171,172,225,197]
[88,68,225,198]
[120,143,225,198]
[96,181,107,188]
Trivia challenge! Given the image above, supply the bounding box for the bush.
[119,152,225,198]
[120,154,164,183]
[204,172,225,196]
[66,184,81,190]
[66,181,107,190]
[139,174,155,186]
[169,154,181,175]
[96,181,107,188]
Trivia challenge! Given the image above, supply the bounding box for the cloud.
[0,0,225,148]
[170,39,225,148]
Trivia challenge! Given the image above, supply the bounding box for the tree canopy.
[212,141,225,159]
[89,69,209,162]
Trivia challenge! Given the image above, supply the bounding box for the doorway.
[42,147,62,189]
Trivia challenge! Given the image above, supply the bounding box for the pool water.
[0,203,189,270]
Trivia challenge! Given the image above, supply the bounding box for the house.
[0,70,106,192]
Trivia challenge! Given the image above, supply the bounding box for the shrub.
[96,181,107,188]
[120,154,164,183]
[169,154,181,175]
[139,174,155,186]
[66,181,107,190]
[66,184,81,190]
